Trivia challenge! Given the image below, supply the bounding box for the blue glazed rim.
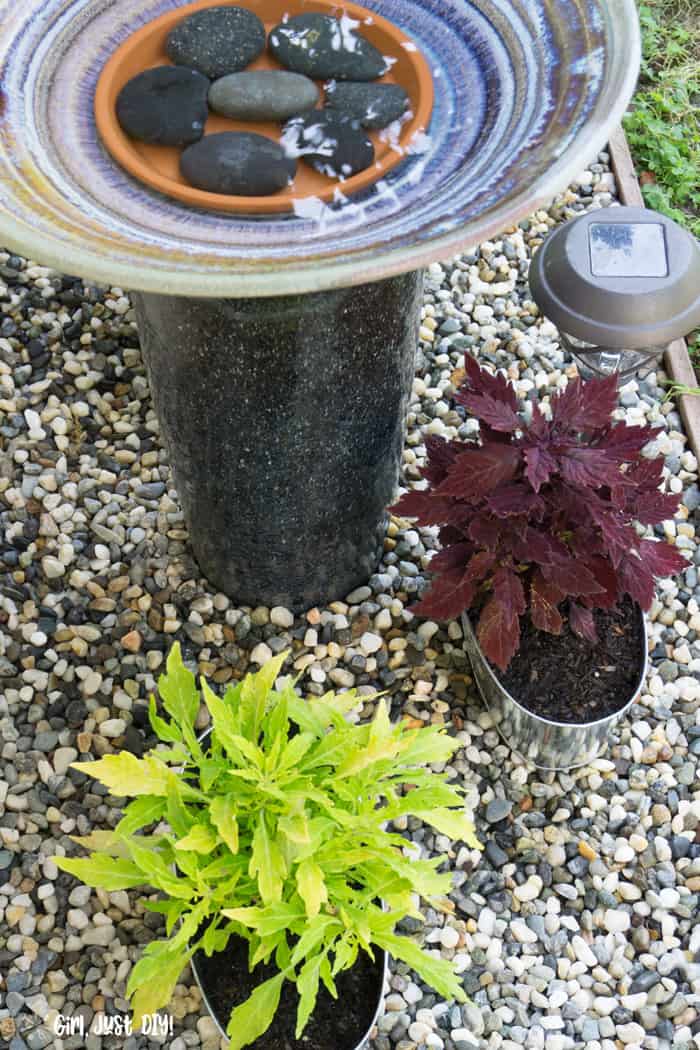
[0,0,640,296]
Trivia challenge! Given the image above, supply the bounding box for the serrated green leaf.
[202,679,264,768]
[375,930,466,1003]
[416,808,482,850]
[168,899,211,951]
[174,823,218,853]
[73,752,172,798]
[331,934,359,977]
[289,914,341,968]
[116,796,167,837]
[166,772,194,838]
[250,813,286,904]
[250,931,285,968]
[129,945,193,1028]
[198,756,226,792]
[226,972,285,1049]
[295,954,322,1038]
[221,906,264,929]
[319,953,337,998]
[209,795,239,854]
[279,811,311,846]
[300,728,356,772]
[141,898,188,935]
[158,642,199,732]
[239,650,289,742]
[263,692,288,753]
[128,841,195,900]
[148,694,182,744]
[52,854,147,890]
[276,732,315,773]
[398,727,460,767]
[387,784,465,819]
[69,830,131,857]
[296,858,328,918]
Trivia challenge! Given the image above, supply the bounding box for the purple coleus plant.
[394,355,686,671]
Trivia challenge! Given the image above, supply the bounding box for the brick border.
[608,125,700,461]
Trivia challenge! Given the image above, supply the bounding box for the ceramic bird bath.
[0,0,640,609]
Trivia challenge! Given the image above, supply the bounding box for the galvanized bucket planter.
[461,608,649,771]
[191,946,389,1048]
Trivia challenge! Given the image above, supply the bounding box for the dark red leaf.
[465,550,498,583]
[456,390,521,432]
[530,572,564,634]
[617,555,656,609]
[550,374,618,431]
[510,527,568,566]
[584,555,620,607]
[439,525,467,547]
[588,505,639,564]
[623,455,665,491]
[631,489,683,527]
[423,435,463,485]
[638,539,687,578]
[393,489,454,525]
[559,446,625,489]
[412,567,477,621]
[598,422,656,459]
[568,602,598,643]
[437,443,521,499]
[467,513,501,550]
[462,353,519,413]
[541,558,606,597]
[494,567,526,618]
[524,446,558,492]
[476,595,520,670]
[429,542,475,573]
[479,423,515,445]
[487,483,546,518]
[528,402,550,440]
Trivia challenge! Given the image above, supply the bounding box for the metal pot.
[191,943,389,1048]
[461,608,648,771]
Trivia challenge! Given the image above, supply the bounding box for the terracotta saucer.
[94,0,434,214]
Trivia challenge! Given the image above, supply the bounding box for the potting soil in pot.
[193,933,385,1048]
[494,595,645,724]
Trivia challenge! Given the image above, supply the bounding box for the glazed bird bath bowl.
[0,0,640,609]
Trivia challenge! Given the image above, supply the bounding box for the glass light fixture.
[529,206,700,381]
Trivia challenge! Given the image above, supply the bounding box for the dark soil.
[192,934,384,1050]
[493,596,645,724]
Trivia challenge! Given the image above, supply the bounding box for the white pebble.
[440,926,459,949]
[270,606,294,628]
[604,909,630,934]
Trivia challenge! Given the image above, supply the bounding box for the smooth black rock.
[166,5,266,79]
[208,70,319,121]
[180,132,296,196]
[282,112,374,178]
[115,66,209,146]
[325,81,410,129]
[269,13,388,81]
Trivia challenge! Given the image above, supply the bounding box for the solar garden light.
[529,206,700,382]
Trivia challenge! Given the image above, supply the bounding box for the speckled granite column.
[132,271,423,610]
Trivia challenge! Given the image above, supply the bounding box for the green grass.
[623,1,699,237]
[624,1,699,384]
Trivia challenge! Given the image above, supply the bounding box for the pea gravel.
[1,154,699,1050]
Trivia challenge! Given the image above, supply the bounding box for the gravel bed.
[1,153,699,1050]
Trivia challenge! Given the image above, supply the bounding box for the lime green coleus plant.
[53,645,480,1049]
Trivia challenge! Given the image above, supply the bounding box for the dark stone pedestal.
[132,271,423,610]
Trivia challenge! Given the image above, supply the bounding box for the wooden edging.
[608,125,700,461]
